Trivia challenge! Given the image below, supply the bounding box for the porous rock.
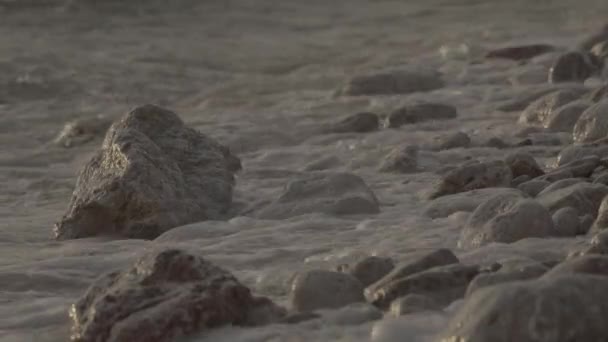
[573,99,608,143]
[289,270,365,312]
[69,248,284,342]
[337,69,444,96]
[548,51,603,83]
[386,102,457,128]
[428,160,513,200]
[54,104,240,240]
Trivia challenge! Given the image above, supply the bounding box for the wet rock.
[545,254,608,278]
[552,206,581,237]
[535,169,574,183]
[378,145,418,173]
[366,249,459,300]
[545,99,591,132]
[591,40,608,61]
[485,44,555,61]
[579,23,608,50]
[428,160,513,200]
[573,99,608,143]
[517,179,550,197]
[537,182,608,217]
[369,263,480,309]
[69,248,284,342]
[423,188,525,219]
[548,51,603,83]
[321,302,383,326]
[518,89,586,126]
[550,155,600,178]
[54,115,113,148]
[580,214,595,234]
[511,175,531,187]
[505,152,544,179]
[594,172,608,186]
[591,195,608,232]
[459,193,555,250]
[54,105,240,240]
[389,294,440,316]
[432,131,471,150]
[327,112,379,133]
[514,126,546,138]
[257,172,379,219]
[466,262,548,296]
[340,256,395,287]
[441,275,608,342]
[587,84,608,102]
[537,178,586,196]
[556,144,608,166]
[337,69,444,96]
[386,102,457,128]
[484,137,509,149]
[496,85,567,112]
[289,270,365,312]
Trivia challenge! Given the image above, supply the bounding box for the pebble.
[379,145,418,173]
[337,69,444,96]
[328,112,380,133]
[551,206,581,237]
[428,160,513,199]
[548,51,602,83]
[573,99,608,143]
[289,269,365,312]
[386,103,457,128]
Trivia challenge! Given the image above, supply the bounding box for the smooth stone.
[573,230,608,257]
[550,155,600,178]
[517,179,550,197]
[578,23,608,50]
[591,195,608,232]
[54,105,240,240]
[535,169,574,183]
[389,294,440,316]
[441,275,608,342]
[580,214,595,234]
[459,193,555,250]
[505,152,544,179]
[484,137,509,149]
[545,99,591,132]
[591,40,608,61]
[69,248,284,342]
[289,270,365,312]
[511,175,531,187]
[548,51,603,83]
[54,115,113,148]
[379,145,418,173]
[573,99,608,143]
[545,254,608,278]
[485,44,555,61]
[328,112,379,133]
[386,103,457,128]
[465,262,548,296]
[587,84,608,102]
[518,88,586,126]
[302,155,342,171]
[432,131,471,150]
[537,182,608,217]
[320,302,383,326]
[552,206,581,237]
[556,144,608,166]
[428,160,513,199]
[256,172,380,219]
[537,178,587,196]
[337,69,444,96]
[340,256,395,287]
[495,85,570,112]
[423,188,525,219]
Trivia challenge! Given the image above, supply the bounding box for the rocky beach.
[3,0,608,341]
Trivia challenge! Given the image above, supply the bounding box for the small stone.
[552,206,581,237]
[517,179,550,197]
[428,160,513,199]
[389,294,440,316]
[69,248,284,342]
[379,145,418,173]
[423,188,525,219]
[459,193,555,250]
[545,100,591,132]
[505,152,544,179]
[485,44,555,61]
[573,99,608,143]
[518,89,586,126]
[591,195,608,232]
[337,69,444,96]
[54,115,113,148]
[290,270,365,312]
[484,137,509,149]
[466,262,548,296]
[328,112,379,133]
[386,103,457,128]
[256,172,380,219]
[432,131,471,150]
[342,256,395,287]
[545,254,608,278]
[537,182,608,217]
[548,51,603,83]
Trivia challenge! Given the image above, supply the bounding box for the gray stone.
[591,195,608,232]
[389,294,440,316]
[386,103,457,128]
[580,214,595,234]
[320,303,383,326]
[485,44,555,61]
[337,69,444,96]
[569,230,608,258]
[423,188,525,219]
[459,193,555,250]
[433,132,471,150]
[484,137,509,149]
[537,178,587,196]
[549,155,600,178]
[535,170,574,183]
[545,254,608,278]
[517,179,550,197]
[54,115,113,148]
[441,275,608,342]
[579,23,608,50]
[328,112,379,133]
[289,270,365,312]
[511,175,531,187]
[69,248,284,342]
[379,145,418,173]
[340,256,395,287]
[537,182,608,217]
[587,84,608,102]
[518,89,586,126]
[545,100,591,133]
[556,144,608,166]
[466,262,548,296]
[54,105,240,240]
[591,40,608,61]
[496,85,574,112]
[256,172,379,219]
[552,206,581,237]
[573,99,608,143]
[428,160,513,199]
[505,152,544,179]
[548,51,603,83]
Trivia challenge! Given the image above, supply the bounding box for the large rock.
[518,89,585,126]
[459,193,555,250]
[256,172,380,219]
[69,248,284,342]
[504,152,544,178]
[423,188,525,219]
[573,99,608,143]
[54,105,240,240]
[337,69,444,96]
[428,160,513,200]
[441,275,608,342]
[537,182,608,217]
[386,103,457,128]
[548,51,603,83]
[289,270,365,312]
[545,100,591,132]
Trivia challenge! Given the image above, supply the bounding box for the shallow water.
[1,0,607,341]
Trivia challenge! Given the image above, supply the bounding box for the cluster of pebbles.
[53,23,608,342]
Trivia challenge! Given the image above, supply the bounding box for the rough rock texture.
[337,69,444,96]
[466,261,548,296]
[339,256,395,287]
[537,182,608,217]
[54,115,113,148]
[386,103,457,128]
[552,206,581,237]
[545,100,591,133]
[441,275,608,342]
[389,294,440,316]
[289,270,365,312]
[378,145,418,173]
[365,249,459,301]
[369,263,480,309]
[548,51,603,83]
[485,44,555,61]
[459,193,555,250]
[69,248,284,342]
[545,255,608,278]
[573,99,608,143]
[423,188,525,219]
[517,180,550,197]
[518,89,585,126]
[256,172,380,219]
[327,112,379,133]
[591,195,608,232]
[432,131,471,150]
[55,104,241,240]
[504,152,544,179]
[428,160,513,200]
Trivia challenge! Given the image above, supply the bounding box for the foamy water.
[1,0,607,341]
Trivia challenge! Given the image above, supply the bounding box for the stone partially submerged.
[69,248,285,342]
[573,99,608,143]
[428,160,512,199]
[54,104,241,240]
[337,69,444,96]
